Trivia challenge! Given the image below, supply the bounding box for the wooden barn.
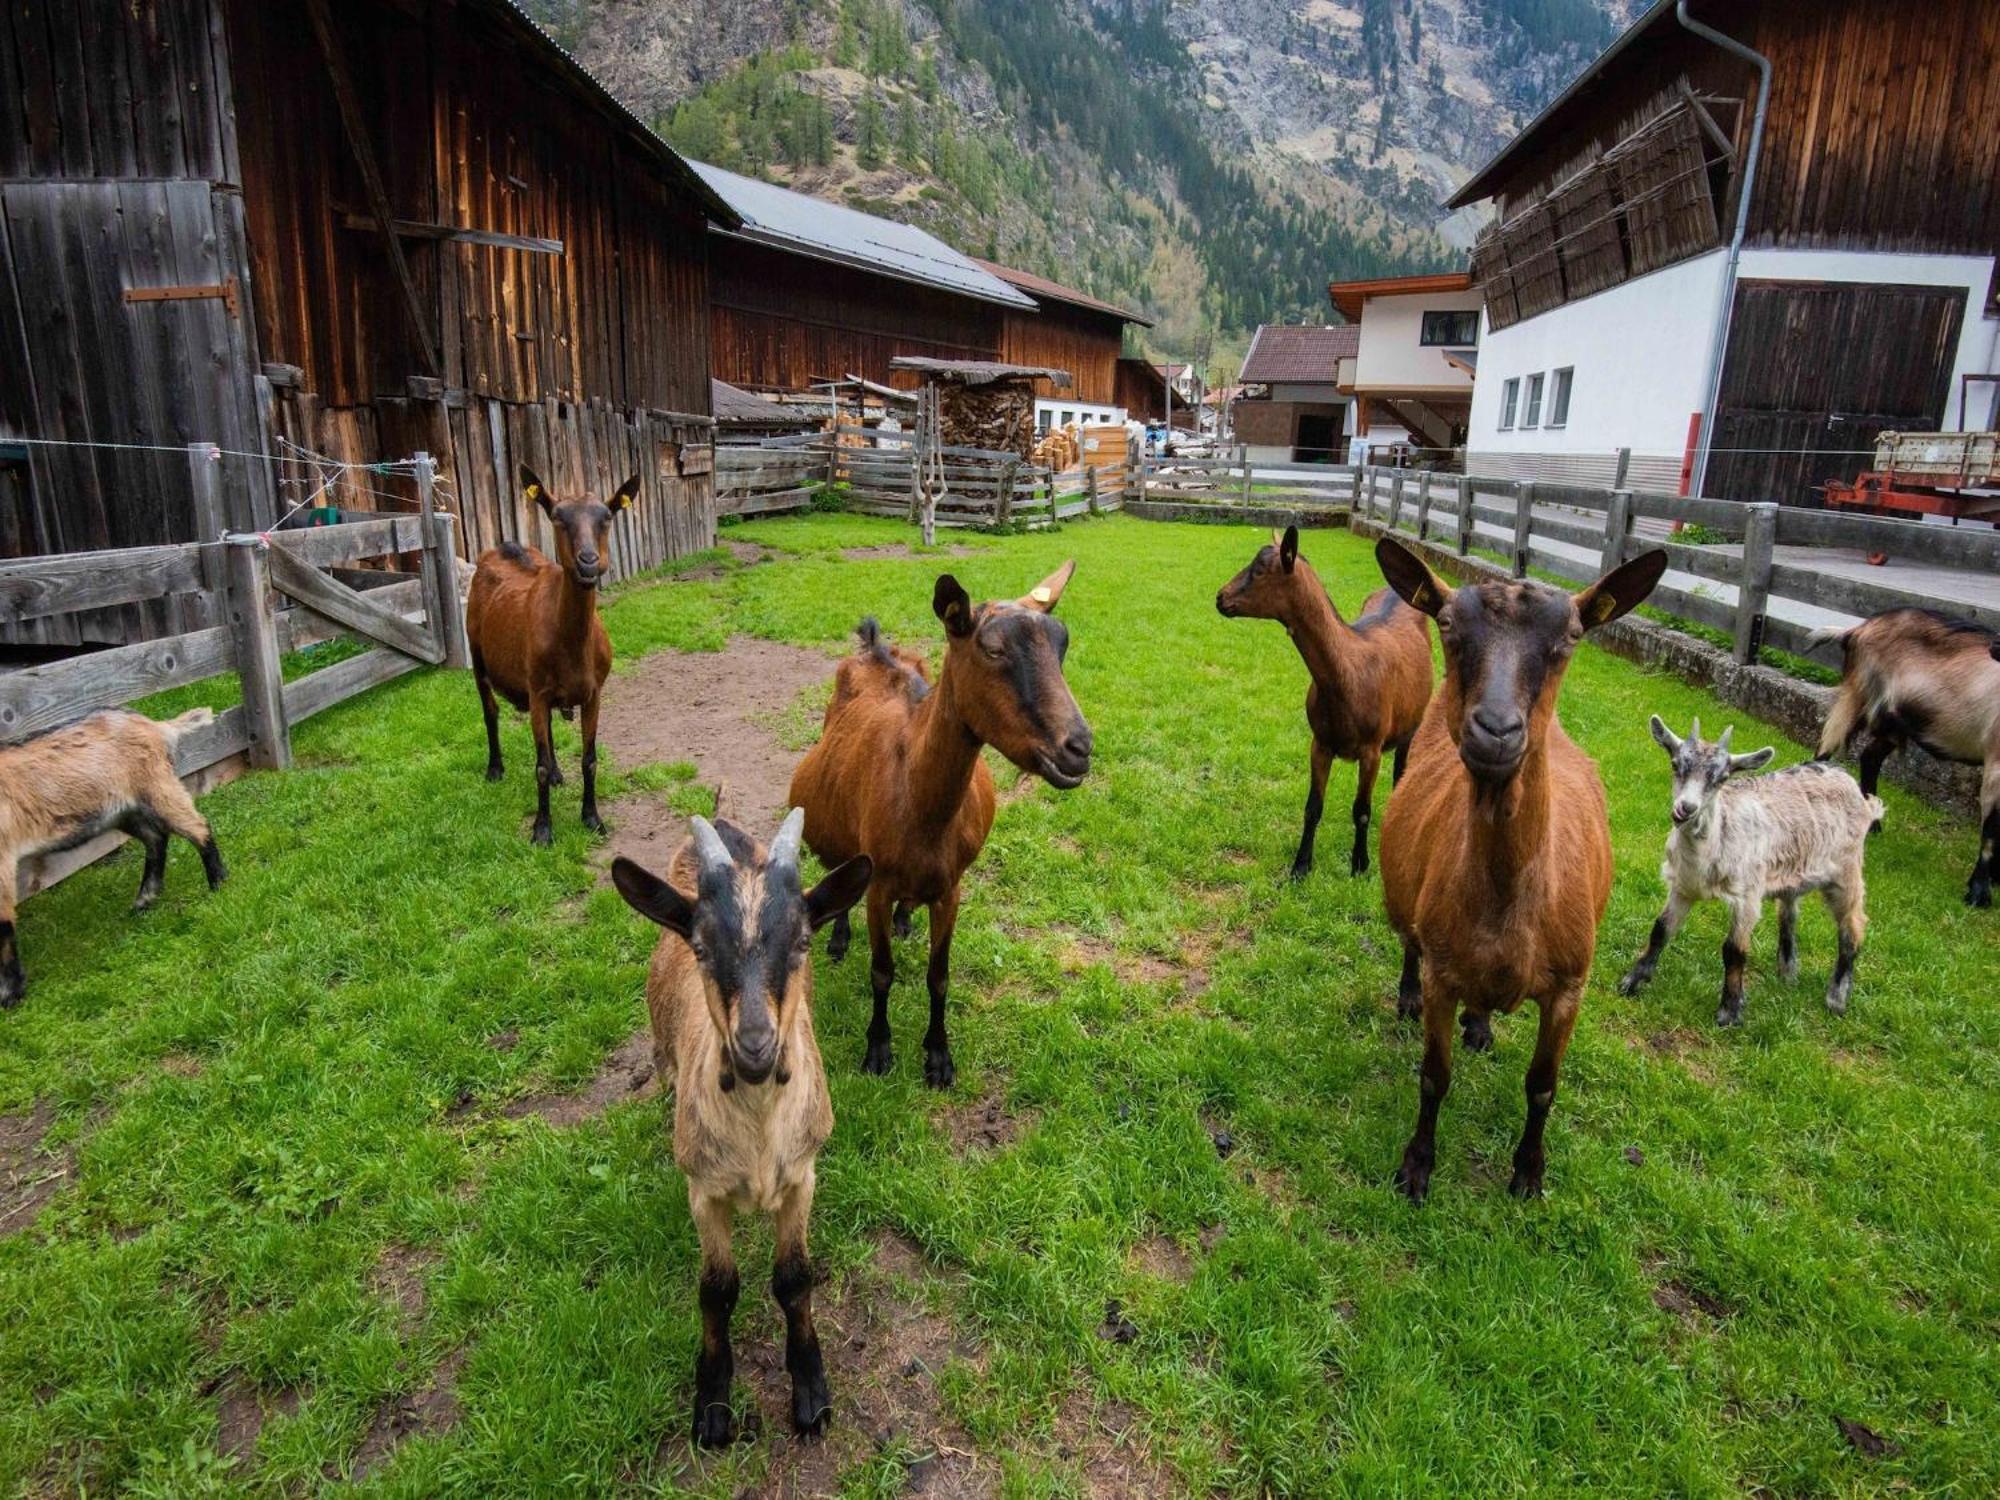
[1452,0,2000,503]
[973,260,1152,431]
[1,0,734,643]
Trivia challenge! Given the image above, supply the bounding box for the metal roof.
[691,162,1036,308]
[972,258,1152,326]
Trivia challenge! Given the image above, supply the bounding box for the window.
[1522,372,1545,429]
[1421,309,1480,346]
[1498,378,1519,431]
[1037,410,1052,435]
[1547,367,1573,428]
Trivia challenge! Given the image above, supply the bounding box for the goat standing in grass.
[1375,538,1665,1203]
[789,564,1093,1087]
[465,466,637,845]
[611,811,872,1447]
[1,708,226,1008]
[1216,525,1432,877]
[1809,608,2000,907]
[1619,717,1878,1026]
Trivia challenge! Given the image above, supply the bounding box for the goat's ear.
[1270,528,1284,548]
[519,465,555,518]
[934,573,975,637]
[1020,559,1076,613]
[1574,548,1667,631]
[608,472,641,512]
[804,856,873,931]
[1649,714,1681,753]
[611,856,694,938]
[1375,537,1450,617]
[1279,525,1299,574]
[1728,746,1776,775]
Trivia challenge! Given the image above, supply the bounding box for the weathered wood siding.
[994,304,1123,406]
[708,239,1004,393]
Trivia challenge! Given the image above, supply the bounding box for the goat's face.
[933,563,1094,789]
[520,465,638,590]
[1215,527,1304,619]
[1376,538,1666,788]
[611,812,871,1088]
[1648,715,1774,828]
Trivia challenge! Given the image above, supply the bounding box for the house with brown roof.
[1234,324,1360,464]
[974,259,1152,432]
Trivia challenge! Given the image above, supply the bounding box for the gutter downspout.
[1677,0,1771,499]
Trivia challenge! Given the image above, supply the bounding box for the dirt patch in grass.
[840,543,978,561]
[502,1030,659,1126]
[1127,1233,1194,1283]
[1641,1028,1718,1083]
[0,1100,62,1238]
[1056,931,1189,990]
[342,1347,467,1480]
[372,1243,441,1335]
[1651,1279,1732,1323]
[214,1380,305,1465]
[1051,1388,1177,1498]
[939,1088,1026,1154]
[599,635,835,857]
[724,540,776,565]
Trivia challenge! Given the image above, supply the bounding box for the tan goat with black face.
[611,810,871,1448]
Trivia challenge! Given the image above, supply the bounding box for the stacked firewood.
[1032,425,1081,471]
[938,379,1038,457]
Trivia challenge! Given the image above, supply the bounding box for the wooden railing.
[1134,451,1358,511]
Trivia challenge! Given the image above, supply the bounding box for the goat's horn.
[1690,716,1702,743]
[1718,725,1734,751]
[690,815,733,876]
[768,807,806,872]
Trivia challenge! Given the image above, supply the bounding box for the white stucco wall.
[1467,248,2000,491]
[1354,290,1483,393]
[1036,398,1125,431]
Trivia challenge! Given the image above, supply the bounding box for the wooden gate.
[1708,280,1966,507]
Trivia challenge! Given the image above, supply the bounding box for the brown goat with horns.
[612,810,872,1446]
[1374,538,1665,1203]
[788,563,1093,1087]
[465,466,637,844]
[1217,525,1432,877]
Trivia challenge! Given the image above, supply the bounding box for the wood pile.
[939,378,1039,458]
[1033,425,1082,471]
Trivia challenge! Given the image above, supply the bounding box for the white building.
[1327,273,1482,463]
[1448,0,2000,504]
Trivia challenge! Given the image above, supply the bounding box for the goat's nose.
[1470,706,1524,741]
[577,549,600,568]
[1063,724,1094,761]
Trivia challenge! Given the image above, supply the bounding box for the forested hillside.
[526,0,1638,363]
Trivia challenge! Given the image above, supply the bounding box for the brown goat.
[1,707,226,1008]
[1810,608,2000,907]
[612,810,871,1446]
[1217,525,1433,877]
[465,466,637,844]
[1375,539,1665,1202]
[788,564,1093,1087]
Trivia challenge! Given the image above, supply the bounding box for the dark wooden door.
[1708,280,1966,506]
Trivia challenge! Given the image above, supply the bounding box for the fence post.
[1135,452,1148,506]
[186,443,225,631]
[1600,488,1633,575]
[415,453,471,669]
[1511,481,1536,578]
[1240,447,1252,508]
[1456,476,1473,556]
[996,459,1018,527]
[1386,470,1406,532]
[1085,464,1101,516]
[1414,473,1434,540]
[225,538,291,770]
[1612,446,1632,490]
[1733,501,1777,664]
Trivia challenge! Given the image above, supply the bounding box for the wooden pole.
[416,452,471,668]
[1600,488,1632,575]
[1512,481,1536,578]
[1612,446,1632,490]
[1387,470,1406,532]
[225,539,291,770]
[1733,502,1777,664]
[1456,475,1473,556]
[187,443,225,631]
[1413,472,1434,540]
[1085,463,1100,516]
[1239,446,1251,507]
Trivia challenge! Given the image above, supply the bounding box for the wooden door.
[1708,280,1966,506]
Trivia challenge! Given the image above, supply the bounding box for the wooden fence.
[3,447,470,900]
[716,434,828,518]
[1134,451,1357,511]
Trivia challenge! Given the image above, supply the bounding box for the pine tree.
[856,90,884,169]
[895,95,920,167]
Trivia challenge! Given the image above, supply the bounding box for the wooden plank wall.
[994,305,1123,406]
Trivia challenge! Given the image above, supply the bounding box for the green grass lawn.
[3,514,1995,1497]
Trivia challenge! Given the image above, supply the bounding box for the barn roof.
[711,378,807,425]
[1239,324,1359,383]
[889,356,1073,388]
[488,0,736,226]
[972,259,1153,326]
[690,163,1036,309]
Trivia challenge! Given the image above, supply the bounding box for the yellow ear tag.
[1589,593,1617,625]
[525,485,541,502]
[1032,586,1052,604]
[1410,583,1432,612]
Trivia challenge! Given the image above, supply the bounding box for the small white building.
[1448,0,2000,504]
[1327,273,1482,462]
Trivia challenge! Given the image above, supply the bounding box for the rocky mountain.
[525,0,1640,365]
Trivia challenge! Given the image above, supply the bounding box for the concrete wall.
[1354,289,1483,393]
[1468,247,2000,491]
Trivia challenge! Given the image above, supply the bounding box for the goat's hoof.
[1350,853,1369,877]
[1286,860,1312,883]
[0,986,21,1012]
[582,811,606,835]
[827,936,849,963]
[1393,1152,1431,1205]
[691,1401,736,1448]
[547,765,566,787]
[1778,961,1799,984]
[1966,880,1993,909]
[132,893,158,915]
[923,1047,956,1090]
[791,1382,832,1439]
[1395,993,1422,1023]
[1868,819,1883,836]
[1615,970,1646,997]
[484,763,504,783]
[1461,1015,1493,1052]
[1507,1166,1545,1200]
[530,823,553,848]
[1714,1004,1744,1028]
[861,1038,894,1076]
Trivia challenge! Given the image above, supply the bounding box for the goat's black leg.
[861,884,895,1075]
[893,902,913,940]
[0,873,21,1008]
[1776,895,1800,982]
[153,783,225,893]
[1391,737,1410,784]
[1826,883,1865,1014]
[1966,791,1997,909]
[1396,940,1422,1022]
[1617,891,1690,996]
[475,656,504,782]
[1291,738,1332,881]
[1856,732,1895,829]
[922,887,961,1089]
[1510,985,1580,1199]
[1461,1010,1493,1053]
[1715,899,1758,1027]
[529,696,555,846]
[1350,743,1382,877]
[579,694,605,834]
[126,812,169,912]
[1395,980,1451,1205]
[773,1188,830,1438]
[827,910,851,963]
[691,1197,739,1448]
